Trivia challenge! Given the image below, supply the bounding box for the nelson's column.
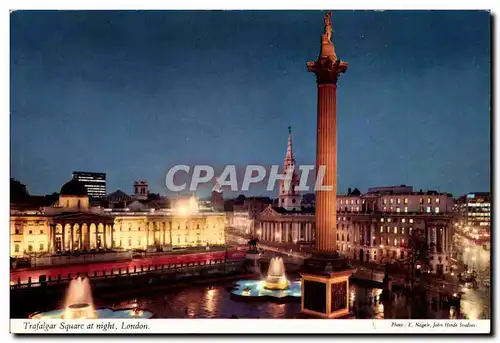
[300,12,356,319]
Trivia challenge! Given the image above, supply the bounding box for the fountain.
[29,277,154,319]
[230,256,301,301]
[63,277,97,319]
[263,257,289,290]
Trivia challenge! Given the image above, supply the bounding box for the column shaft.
[315,84,338,252]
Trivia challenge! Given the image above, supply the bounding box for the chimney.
[348,188,352,195]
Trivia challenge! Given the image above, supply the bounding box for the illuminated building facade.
[10,182,226,258]
[256,185,456,275]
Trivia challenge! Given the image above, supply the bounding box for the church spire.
[285,125,295,168]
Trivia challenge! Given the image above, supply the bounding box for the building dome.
[60,179,87,196]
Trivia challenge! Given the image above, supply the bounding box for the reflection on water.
[109,279,489,319]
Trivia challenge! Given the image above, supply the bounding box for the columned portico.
[50,213,115,253]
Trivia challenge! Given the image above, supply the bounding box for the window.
[383,199,387,205]
[400,251,405,259]
[356,200,359,205]
[387,218,392,223]
[401,238,405,246]
[427,198,431,204]
[401,218,406,223]
[409,219,414,223]
[396,207,400,213]
[404,198,408,204]
[128,239,132,247]
[29,230,33,235]
[383,207,387,212]
[39,243,44,251]
[427,207,431,213]
[15,228,20,235]
[409,228,413,235]
[404,207,408,213]
[435,207,440,213]
[351,200,354,205]
[340,200,343,205]
[397,198,401,204]
[28,245,33,252]
[401,228,405,235]
[40,229,44,234]
[14,244,19,253]
[390,198,394,204]
[393,227,398,234]
[436,198,440,204]
[380,218,384,222]
[419,198,423,205]
[380,226,384,233]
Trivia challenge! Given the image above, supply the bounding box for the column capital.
[307,57,348,85]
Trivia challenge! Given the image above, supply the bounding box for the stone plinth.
[300,252,356,318]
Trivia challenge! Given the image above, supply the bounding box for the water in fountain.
[62,277,97,319]
[264,257,289,290]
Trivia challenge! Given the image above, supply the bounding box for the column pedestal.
[300,252,356,318]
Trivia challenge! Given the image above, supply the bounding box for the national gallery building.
[10,179,226,258]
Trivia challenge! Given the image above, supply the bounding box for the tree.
[10,178,29,202]
[398,226,434,291]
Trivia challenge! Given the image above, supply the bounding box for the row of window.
[381,217,414,223]
[13,229,44,235]
[379,226,412,235]
[13,242,44,253]
[339,199,362,205]
[380,206,441,213]
[383,197,441,205]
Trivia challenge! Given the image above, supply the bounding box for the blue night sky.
[10,10,490,198]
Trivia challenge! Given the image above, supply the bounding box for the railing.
[10,259,243,290]
[33,251,133,267]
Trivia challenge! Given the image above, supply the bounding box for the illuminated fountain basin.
[231,279,302,299]
[29,277,154,319]
[231,257,301,300]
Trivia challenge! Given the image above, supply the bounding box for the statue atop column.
[307,11,348,84]
[324,11,332,42]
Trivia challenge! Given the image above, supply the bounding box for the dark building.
[72,171,107,201]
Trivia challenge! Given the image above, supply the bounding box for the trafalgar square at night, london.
[8,8,491,334]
